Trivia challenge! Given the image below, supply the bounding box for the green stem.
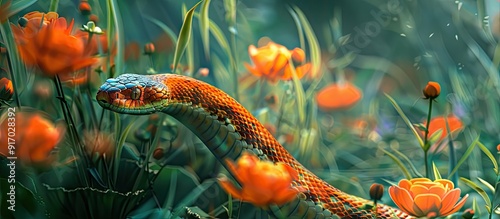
[49,0,59,12]
[423,99,434,178]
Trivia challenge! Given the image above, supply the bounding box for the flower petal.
[218,176,244,200]
[388,186,416,215]
[439,188,462,214]
[441,194,468,216]
[413,194,442,217]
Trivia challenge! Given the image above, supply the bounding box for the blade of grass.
[288,60,306,125]
[385,93,424,148]
[391,148,424,178]
[113,117,135,186]
[287,6,305,50]
[145,16,178,47]
[381,148,412,179]
[432,162,441,180]
[477,177,495,193]
[182,4,195,75]
[7,0,38,17]
[460,177,491,211]
[290,6,321,78]
[448,135,479,178]
[172,0,203,73]
[477,141,499,174]
[199,0,211,59]
[108,0,124,76]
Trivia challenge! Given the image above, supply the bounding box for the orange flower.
[0,112,65,166]
[83,130,115,158]
[0,77,13,101]
[423,81,441,99]
[423,114,463,142]
[244,41,311,83]
[12,13,98,77]
[389,178,468,218]
[218,152,302,207]
[23,11,59,23]
[316,82,362,111]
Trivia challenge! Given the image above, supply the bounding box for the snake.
[96,73,412,219]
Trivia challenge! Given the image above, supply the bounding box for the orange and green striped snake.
[96,73,412,219]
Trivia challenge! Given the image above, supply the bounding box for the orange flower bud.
[461,208,474,219]
[153,148,164,159]
[369,183,384,201]
[291,48,305,63]
[89,14,99,24]
[423,81,441,99]
[0,77,13,101]
[79,2,92,15]
[144,43,155,55]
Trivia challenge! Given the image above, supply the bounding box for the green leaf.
[381,148,412,179]
[6,0,38,18]
[172,180,218,216]
[113,118,136,186]
[108,0,124,76]
[199,0,211,59]
[477,177,495,193]
[183,4,195,75]
[290,6,321,78]
[385,93,425,148]
[477,141,499,174]
[432,162,441,180]
[172,0,203,73]
[145,16,178,46]
[460,177,491,210]
[391,148,424,178]
[287,6,305,50]
[448,136,479,178]
[288,60,306,125]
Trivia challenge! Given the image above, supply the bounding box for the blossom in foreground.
[389,178,468,218]
[423,81,441,99]
[244,41,311,83]
[0,112,65,166]
[218,152,302,207]
[316,82,362,111]
[11,12,98,77]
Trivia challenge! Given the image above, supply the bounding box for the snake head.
[96,74,169,114]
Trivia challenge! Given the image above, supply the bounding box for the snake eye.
[131,87,141,100]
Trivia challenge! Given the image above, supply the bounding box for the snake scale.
[96,73,412,219]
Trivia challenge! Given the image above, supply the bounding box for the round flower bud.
[144,43,155,55]
[153,148,164,159]
[423,81,441,99]
[79,2,92,15]
[369,183,384,201]
[461,208,474,219]
[89,14,99,24]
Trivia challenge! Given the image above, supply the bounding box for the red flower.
[316,82,363,111]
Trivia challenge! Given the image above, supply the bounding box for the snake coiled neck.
[96,73,413,219]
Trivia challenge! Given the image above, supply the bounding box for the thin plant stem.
[423,99,434,178]
[4,53,21,109]
[49,0,59,12]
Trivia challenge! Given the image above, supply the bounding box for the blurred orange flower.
[0,77,13,101]
[244,41,311,83]
[83,130,115,158]
[218,152,302,207]
[11,13,98,77]
[316,82,362,111]
[23,11,59,23]
[389,178,468,218]
[423,114,463,142]
[0,112,65,166]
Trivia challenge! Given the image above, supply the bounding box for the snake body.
[96,73,412,219]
